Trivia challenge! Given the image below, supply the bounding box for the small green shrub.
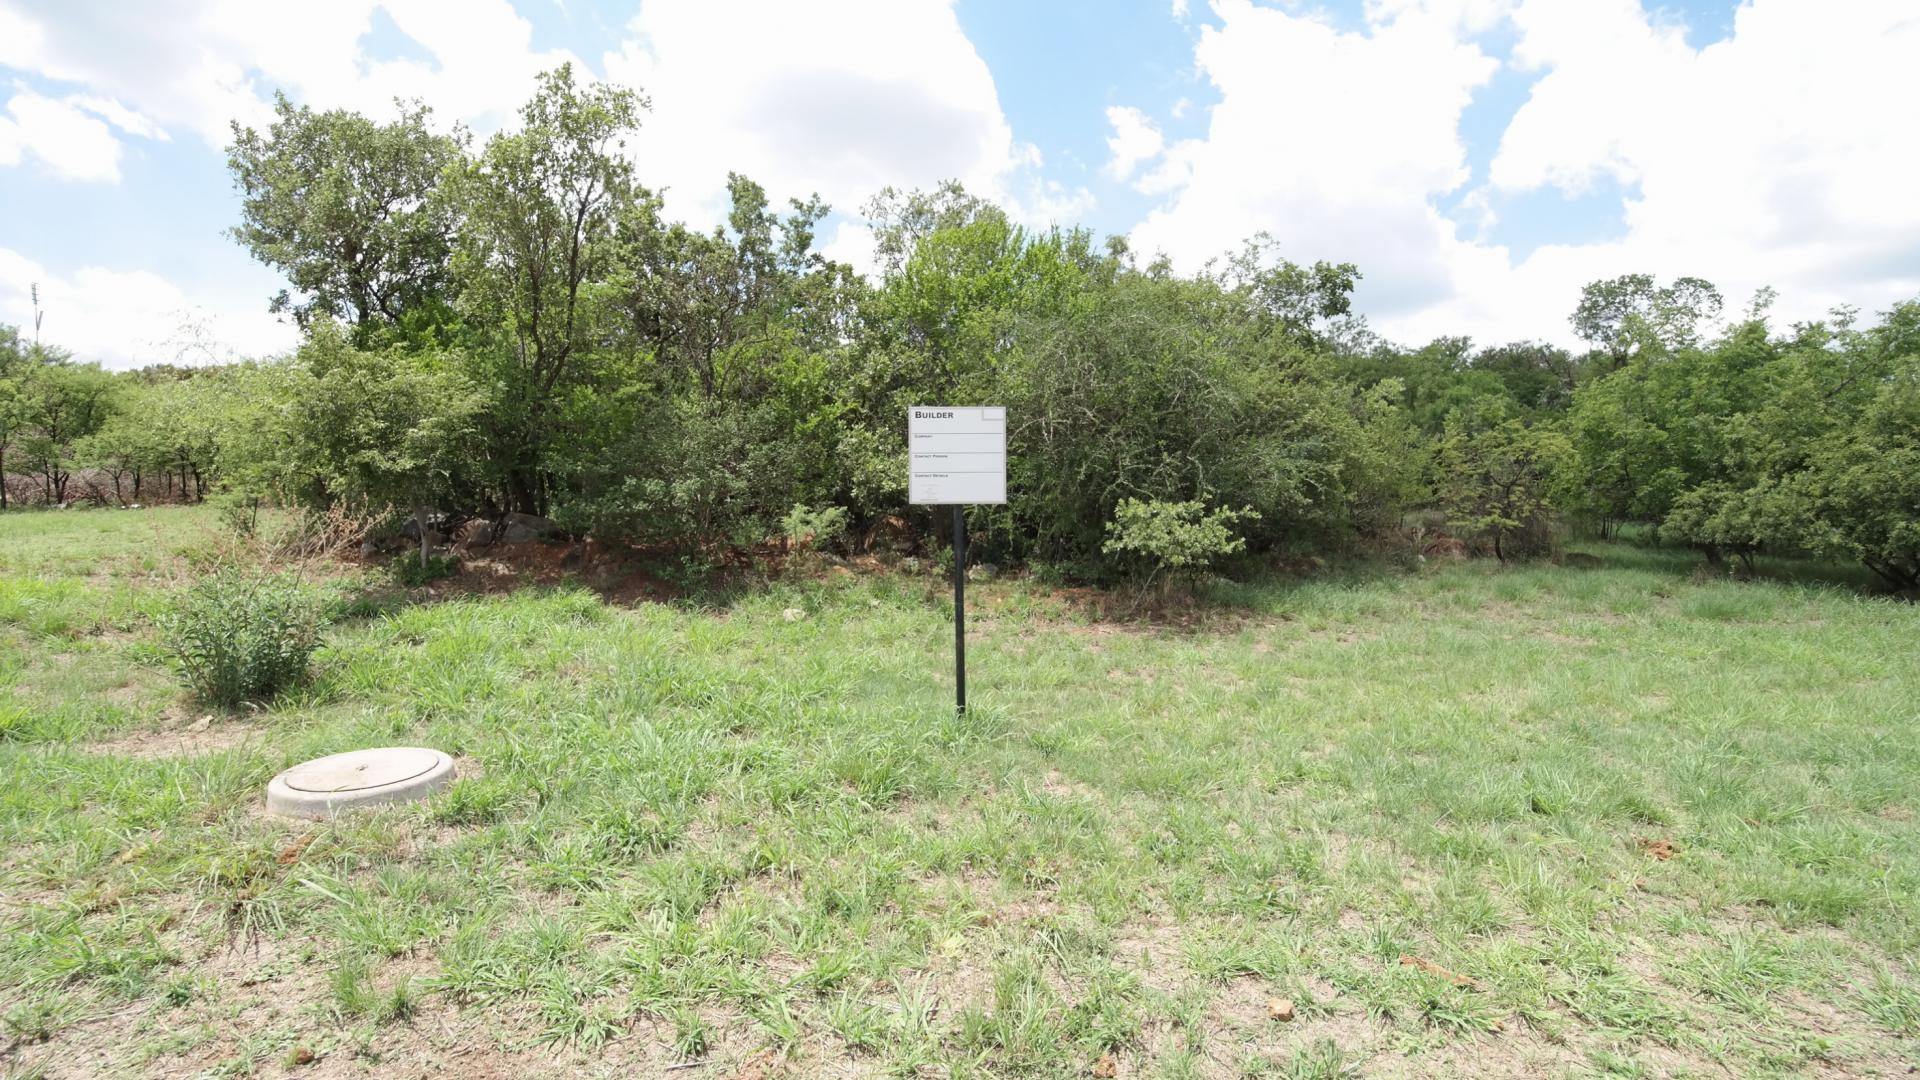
[157,569,322,708]
[393,552,459,587]
[781,503,850,555]
[1101,498,1259,589]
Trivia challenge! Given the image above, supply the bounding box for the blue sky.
[0,0,1914,368]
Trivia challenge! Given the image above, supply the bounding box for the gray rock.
[455,519,497,549]
[498,512,558,545]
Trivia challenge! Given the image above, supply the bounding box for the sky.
[0,0,1916,370]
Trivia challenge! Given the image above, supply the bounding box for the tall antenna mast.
[30,283,42,346]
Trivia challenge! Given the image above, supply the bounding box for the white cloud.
[601,0,1077,233]
[1125,0,1499,321]
[0,248,297,370]
[0,91,128,181]
[1483,0,1920,317]
[1118,0,1920,347]
[0,0,578,149]
[1102,106,1164,183]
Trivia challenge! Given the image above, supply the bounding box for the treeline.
[2,65,1915,591]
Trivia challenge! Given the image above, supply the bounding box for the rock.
[359,540,381,558]
[967,562,998,581]
[1266,997,1295,1022]
[456,519,499,549]
[782,607,807,622]
[498,512,558,545]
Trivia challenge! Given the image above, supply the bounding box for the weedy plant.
[392,552,459,587]
[781,502,850,566]
[1101,498,1259,605]
[157,567,322,708]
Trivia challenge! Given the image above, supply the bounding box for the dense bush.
[1101,499,1259,589]
[158,569,322,707]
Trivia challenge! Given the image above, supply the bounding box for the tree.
[0,326,23,510]
[1571,274,1724,366]
[17,361,115,505]
[449,64,644,515]
[618,173,849,401]
[1434,399,1571,561]
[287,321,483,566]
[1207,233,1360,349]
[1472,341,1582,412]
[228,95,466,331]
[1779,365,1920,591]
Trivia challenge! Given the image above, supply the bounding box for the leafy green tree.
[449,64,644,515]
[1433,399,1571,561]
[78,397,158,506]
[1472,341,1582,412]
[618,174,849,401]
[0,328,23,510]
[1571,274,1724,366]
[1778,364,1920,590]
[228,95,466,330]
[286,321,484,566]
[17,361,115,504]
[1206,233,1360,350]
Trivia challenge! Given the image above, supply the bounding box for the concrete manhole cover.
[267,747,455,819]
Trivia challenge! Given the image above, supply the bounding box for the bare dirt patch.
[83,713,269,758]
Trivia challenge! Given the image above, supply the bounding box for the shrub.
[1101,498,1259,591]
[393,552,460,587]
[158,569,322,707]
[1433,400,1571,562]
[781,503,850,555]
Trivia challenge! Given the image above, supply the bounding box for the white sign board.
[909,406,1006,505]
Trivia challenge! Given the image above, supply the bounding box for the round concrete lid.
[284,747,441,793]
[267,747,456,819]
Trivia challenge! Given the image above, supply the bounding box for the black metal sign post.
[952,504,967,717]
[909,406,1003,720]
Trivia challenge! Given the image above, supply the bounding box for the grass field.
[2,507,1917,1079]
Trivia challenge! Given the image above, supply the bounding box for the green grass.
[2,507,1918,1077]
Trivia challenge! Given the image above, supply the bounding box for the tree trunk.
[507,469,540,516]
[415,504,432,569]
[132,467,142,502]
